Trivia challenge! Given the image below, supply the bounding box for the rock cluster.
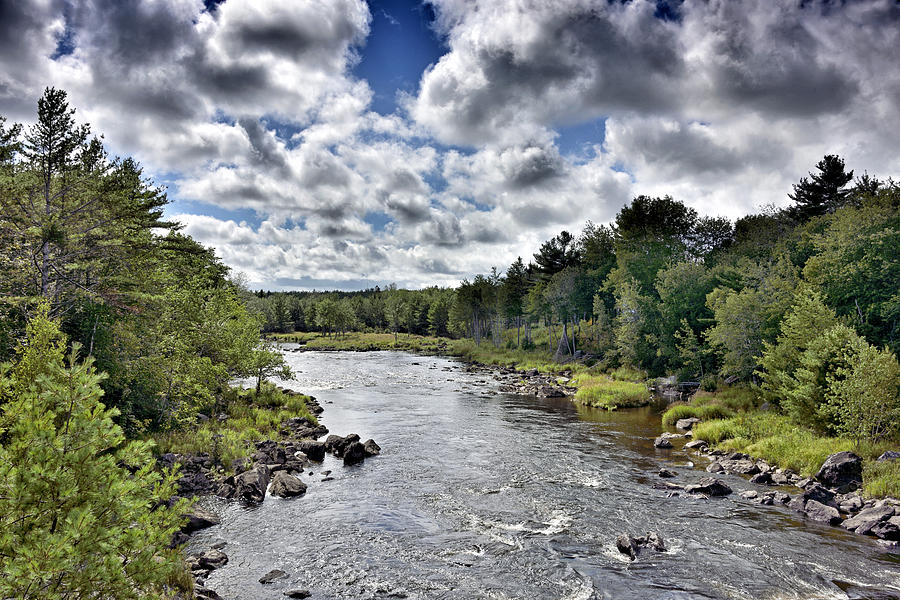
[679,440,900,547]
[324,433,381,465]
[485,365,577,398]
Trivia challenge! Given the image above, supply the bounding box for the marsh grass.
[573,375,649,409]
[153,383,317,471]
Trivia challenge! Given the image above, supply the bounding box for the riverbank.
[662,392,900,499]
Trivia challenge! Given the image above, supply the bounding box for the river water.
[192,350,900,600]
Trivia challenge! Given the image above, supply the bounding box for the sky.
[1,0,898,291]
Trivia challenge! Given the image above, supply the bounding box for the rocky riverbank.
[162,389,382,599]
[658,425,900,549]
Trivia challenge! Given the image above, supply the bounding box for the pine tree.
[0,304,190,599]
[788,154,854,221]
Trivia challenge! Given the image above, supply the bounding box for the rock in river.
[269,471,307,498]
[182,505,221,534]
[259,569,288,584]
[298,440,326,462]
[363,438,381,456]
[804,499,842,525]
[654,436,673,449]
[235,466,270,503]
[841,505,895,533]
[685,477,732,496]
[343,441,366,465]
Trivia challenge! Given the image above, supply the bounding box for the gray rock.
[841,505,895,531]
[685,477,732,496]
[770,472,791,485]
[773,492,791,504]
[616,534,638,560]
[654,436,673,449]
[363,439,381,456]
[740,490,758,499]
[269,471,307,498]
[298,440,325,462]
[676,418,701,431]
[870,520,900,541]
[804,499,842,525]
[750,472,772,485]
[235,466,270,503]
[343,441,367,465]
[726,459,761,475]
[284,591,311,599]
[706,461,725,474]
[839,495,864,513]
[877,451,900,462]
[815,451,862,490]
[658,468,677,478]
[259,569,288,584]
[198,549,228,570]
[182,505,220,534]
[684,440,708,450]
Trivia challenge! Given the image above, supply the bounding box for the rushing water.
[191,350,900,600]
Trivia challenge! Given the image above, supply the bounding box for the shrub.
[661,403,735,427]
[574,376,649,410]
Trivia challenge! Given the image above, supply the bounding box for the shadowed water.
[191,350,900,600]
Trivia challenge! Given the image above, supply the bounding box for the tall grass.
[661,403,736,426]
[153,383,317,472]
[573,375,649,410]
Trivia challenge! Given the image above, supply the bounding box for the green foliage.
[154,382,317,471]
[573,375,649,410]
[862,460,900,499]
[661,403,735,427]
[757,289,838,406]
[789,154,854,221]
[0,306,187,599]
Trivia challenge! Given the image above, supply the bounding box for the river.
[190,350,900,600]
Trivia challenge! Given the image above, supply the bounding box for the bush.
[700,375,718,392]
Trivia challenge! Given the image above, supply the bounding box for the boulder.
[298,440,326,462]
[706,461,725,474]
[750,472,772,485]
[182,505,220,533]
[815,452,862,490]
[725,459,761,475]
[770,472,791,485]
[198,549,228,570]
[676,417,701,431]
[804,499,842,525]
[877,451,900,462]
[789,483,836,512]
[259,569,288,584]
[684,440,708,450]
[838,495,864,514]
[195,585,223,600]
[841,505,895,532]
[685,477,732,496]
[235,466,270,503]
[343,441,366,465]
[654,436,673,449]
[616,534,639,560]
[870,521,900,541]
[284,591,312,599]
[253,440,286,465]
[740,490,758,499]
[363,439,381,456]
[325,433,360,458]
[658,468,677,478]
[177,471,216,496]
[269,471,307,498]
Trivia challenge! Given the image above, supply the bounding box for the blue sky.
[1,0,897,290]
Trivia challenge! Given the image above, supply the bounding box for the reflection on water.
[193,350,900,600]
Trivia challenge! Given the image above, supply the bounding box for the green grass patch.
[689,411,897,496]
[862,460,900,499]
[573,375,649,410]
[608,366,647,382]
[661,403,736,427]
[269,331,452,354]
[152,383,317,472]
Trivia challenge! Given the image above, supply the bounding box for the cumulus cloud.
[1,0,898,290]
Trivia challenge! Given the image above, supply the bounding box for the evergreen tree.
[789,154,853,221]
[0,304,189,599]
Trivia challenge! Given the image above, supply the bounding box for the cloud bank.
[1,0,897,289]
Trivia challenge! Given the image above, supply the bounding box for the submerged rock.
[259,569,288,584]
[616,532,667,560]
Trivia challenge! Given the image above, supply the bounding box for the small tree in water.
[0,303,190,599]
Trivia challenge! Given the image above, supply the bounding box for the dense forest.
[255,157,900,446]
